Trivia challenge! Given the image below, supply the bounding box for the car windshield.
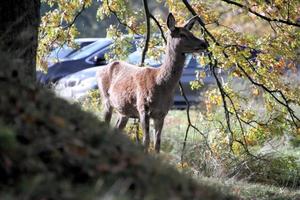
[48,44,74,60]
[68,39,112,60]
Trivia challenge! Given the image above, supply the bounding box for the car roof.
[74,38,101,43]
[67,38,113,60]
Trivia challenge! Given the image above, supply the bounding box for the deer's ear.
[167,13,176,31]
[184,15,198,30]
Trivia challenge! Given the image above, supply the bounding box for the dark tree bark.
[0,0,40,83]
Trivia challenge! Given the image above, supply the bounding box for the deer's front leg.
[139,110,150,152]
[154,117,165,153]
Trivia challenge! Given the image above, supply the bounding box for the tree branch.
[180,0,292,157]
[149,14,167,44]
[221,0,300,27]
[181,0,220,45]
[179,82,213,164]
[43,2,86,65]
[141,0,151,66]
[182,0,299,134]
[62,3,86,29]
[236,62,300,127]
[106,0,141,35]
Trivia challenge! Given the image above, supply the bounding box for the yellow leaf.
[176,162,189,169]
[252,88,260,96]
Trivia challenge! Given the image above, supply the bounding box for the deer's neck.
[157,43,185,88]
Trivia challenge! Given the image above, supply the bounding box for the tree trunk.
[0,0,40,84]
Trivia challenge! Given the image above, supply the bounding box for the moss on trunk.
[0,0,40,83]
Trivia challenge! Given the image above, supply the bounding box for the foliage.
[38,0,93,70]
[198,176,300,200]
[80,89,102,118]
[231,155,300,187]
[79,90,300,188]
[124,120,144,144]
[290,135,300,148]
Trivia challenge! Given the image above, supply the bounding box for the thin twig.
[179,82,214,165]
[236,62,299,127]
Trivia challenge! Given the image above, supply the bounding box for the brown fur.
[96,13,208,153]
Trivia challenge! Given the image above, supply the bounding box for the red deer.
[96,13,208,153]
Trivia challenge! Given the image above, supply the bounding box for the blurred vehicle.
[37,38,100,83]
[37,38,113,84]
[54,66,102,100]
[46,38,100,67]
[54,49,216,107]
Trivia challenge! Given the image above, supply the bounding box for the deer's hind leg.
[154,117,165,153]
[98,85,112,124]
[97,68,113,124]
[103,106,112,124]
[139,110,150,153]
[115,114,128,130]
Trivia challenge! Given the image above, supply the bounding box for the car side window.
[86,46,111,65]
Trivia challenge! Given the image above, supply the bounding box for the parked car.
[54,49,216,107]
[46,38,101,67]
[37,38,101,83]
[54,66,102,100]
[38,36,142,85]
[37,38,113,84]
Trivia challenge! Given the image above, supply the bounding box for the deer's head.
[167,13,208,53]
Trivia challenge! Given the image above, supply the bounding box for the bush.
[157,108,300,188]
[290,135,300,148]
[226,155,300,188]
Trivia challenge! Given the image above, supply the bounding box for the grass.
[197,177,300,200]
[161,109,300,199]
[77,90,300,199]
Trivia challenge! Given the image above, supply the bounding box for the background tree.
[0,0,40,83]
